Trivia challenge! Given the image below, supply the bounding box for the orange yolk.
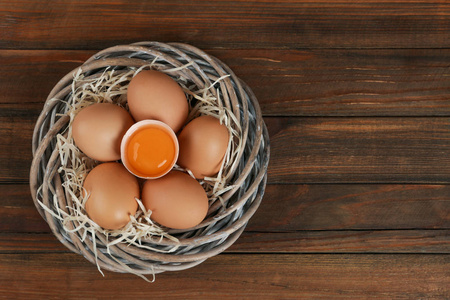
[126,126,176,177]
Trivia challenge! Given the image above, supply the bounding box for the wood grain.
[1,1,449,50]
[0,253,448,298]
[2,49,450,116]
[0,184,50,233]
[249,184,450,231]
[267,117,450,183]
[0,50,91,105]
[0,103,39,182]
[1,230,449,254]
[2,107,449,183]
[1,0,449,297]
[2,184,448,233]
[232,230,450,253]
[221,49,450,117]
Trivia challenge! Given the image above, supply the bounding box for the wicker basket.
[29,42,270,276]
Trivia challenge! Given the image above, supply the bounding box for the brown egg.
[142,171,208,229]
[177,115,229,179]
[127,70,188,133]
[72,103,134,162]
[83,162,139,230]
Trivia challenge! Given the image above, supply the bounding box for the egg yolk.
[126,126,176,177]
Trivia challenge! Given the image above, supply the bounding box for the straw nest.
[30,42,270,281]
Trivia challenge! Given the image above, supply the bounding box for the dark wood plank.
[220,49,450,117]
[0,233,67,253]
[2,107,450,182]
[267,117,450,183]
[2,184,448,233]
[249,184,450,231]
[1,1,449,50]
[0,184,50,233]
[2,49,450,116]
[1,230,449,254]
[0,50,91,105]
[0,253,448,298]
[0,103,40,182]
[233,230,450,254]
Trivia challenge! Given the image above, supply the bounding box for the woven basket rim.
[29,41,270,275]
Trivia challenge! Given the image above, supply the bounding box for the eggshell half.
[121,120,179,179]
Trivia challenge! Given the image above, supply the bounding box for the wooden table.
[1,1,449,298]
